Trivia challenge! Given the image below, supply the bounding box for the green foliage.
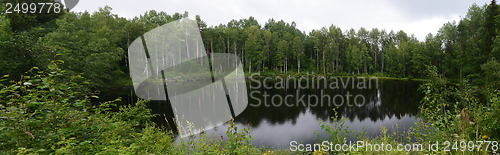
[176,120,265,154]
[4,0,66,32]
[110,101,157,128]
[316,108,366,148]
[416,65,500,153]
[0,61,168,154]
[480,0,499,62]
[2,2,500,90]
[0,26,52,82]
[485,90,500,139]
[481,58,500,89]
[0,61,278,154]
[245,25,264,72]
[276,39,288,68]
[42,7,126,89]
[346,43,362,74]
[314,63,500,154]
[384,42,403,77]
[2,1,500,154]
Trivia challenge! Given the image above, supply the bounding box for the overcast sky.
[71,0,491,41]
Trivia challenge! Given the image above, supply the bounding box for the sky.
[71,0,492,41]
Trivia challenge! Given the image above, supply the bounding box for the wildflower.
[313,150,325,155]
[481,135,490,141]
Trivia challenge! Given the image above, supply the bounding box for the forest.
[0,0,500,154]
[1,2,499,87]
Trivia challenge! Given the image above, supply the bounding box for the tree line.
[0,1,499,90]
[203,1,499,83]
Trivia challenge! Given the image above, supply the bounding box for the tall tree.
[276,40,288,73]
[291,36,304,73]
[482,0,499,61]
[369,28,381,73]
[244,25,263,73]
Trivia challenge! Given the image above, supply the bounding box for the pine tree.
[481,0,499,62]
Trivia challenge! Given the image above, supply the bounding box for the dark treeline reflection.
[98,77,422,148]
[238,78,421,126]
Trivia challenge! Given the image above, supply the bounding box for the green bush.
[0,60,279,154]
[0,61,174,154]
[413,65,500,153]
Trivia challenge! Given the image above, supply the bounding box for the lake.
[99,77,422,149]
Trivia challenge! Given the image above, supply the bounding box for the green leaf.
[91,95,99,99]
[47,64,55,70]
[23,82,32,86]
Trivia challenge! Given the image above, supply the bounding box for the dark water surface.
[99,77,422,149]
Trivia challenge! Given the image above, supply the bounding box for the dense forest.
[1,1,499,89]
[1,0,500,154]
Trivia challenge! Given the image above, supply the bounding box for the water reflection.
[98,78,422,149]
[239,78,420,124]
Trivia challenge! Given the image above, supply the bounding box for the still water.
[100,77,422,149]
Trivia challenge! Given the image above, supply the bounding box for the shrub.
[0,61,172,154]
[0,60,274,154]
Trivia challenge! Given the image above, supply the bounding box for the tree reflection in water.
[98,78,422,149]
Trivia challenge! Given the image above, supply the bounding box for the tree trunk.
[262,62,264,72]
[381,54,384,74]
[336,56,339,72]
[196,35,199,58]
[316,49,319,72]
[285,57,288,74]
[249,61,251,74]
[186,31,190,59]
[322,48,325,75]
[366,64,368,73]
[332,62,335,75]
[234,42,237,68]
[374,52,377,73]
[211,39,214,71]
[298,56,301,74]
[402,53,405,77]
[242,44,245,71]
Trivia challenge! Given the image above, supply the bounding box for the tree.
[480,0,499,62]
[346,43,362,74]
[262,30,272,71]
[384,42,403,76]
[481,58,500,89]
[244,25,263,73]
[369,28,381,73]
[310,29,327,74]
[360,43,372,74]
[438,21,460,78]
[456,3,484,80]
[291,36,303,73]
[276,40,288,73]
[323,25,342,75]
[0,18,51,81]
[42,7,127,88]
